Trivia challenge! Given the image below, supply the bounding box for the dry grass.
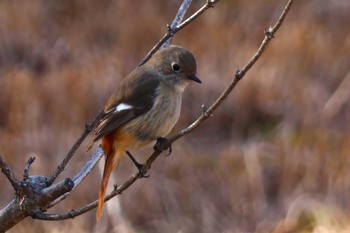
[1,0,350,232]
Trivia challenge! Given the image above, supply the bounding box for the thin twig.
[47,110,103,185]
[162,0,193,48]
[236,0,294,79]
[0,155,20,192]
[176,0,217,32]
[72,146,104,186]
[23,157,35,181]
[32,0,295,221]
[46,146,104,208]
[139,0,220,66]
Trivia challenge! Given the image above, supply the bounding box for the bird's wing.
[93,68,160,141]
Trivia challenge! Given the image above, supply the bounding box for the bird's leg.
[125,151,149,178]
[154,137,172,156]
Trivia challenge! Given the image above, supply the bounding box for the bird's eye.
[171,62,181,72]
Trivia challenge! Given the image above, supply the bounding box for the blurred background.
[1,0,350,232]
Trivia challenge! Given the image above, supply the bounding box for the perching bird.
[92,45,201,219]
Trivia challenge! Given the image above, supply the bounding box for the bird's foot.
[126,151,150,178]
[154,137,172,156]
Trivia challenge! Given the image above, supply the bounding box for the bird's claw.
[154,137,172,156]
[126,151,150,178]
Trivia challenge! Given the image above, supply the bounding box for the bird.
[91,45,201,220]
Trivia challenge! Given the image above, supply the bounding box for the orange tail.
[96,152,114,220]
[96,135,124,220]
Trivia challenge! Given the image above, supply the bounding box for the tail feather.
[96,135,124,220]
[96,153,114,220]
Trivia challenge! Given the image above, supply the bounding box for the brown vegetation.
[1,0,350,232]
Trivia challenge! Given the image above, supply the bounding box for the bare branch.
[47,110,103,185]
[236,0,294,79]
[0,155,20,192]
[32,169,142,220]
[162,0,193,48]
[71,146,104,186]
[0,112,102,230]
[35,178,74,208]
[31,0,295,221]
[47,147,104,208]
[139,0,220,66]
[176,0,218,32]
[0,160,74,232]
[23,157,35,181]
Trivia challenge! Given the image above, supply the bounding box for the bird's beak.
[188,74,202,83]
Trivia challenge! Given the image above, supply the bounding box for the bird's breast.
[122,88,182,147]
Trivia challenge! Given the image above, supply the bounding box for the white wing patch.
[114,103,133,113]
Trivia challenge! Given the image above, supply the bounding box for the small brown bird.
[92,45,201,219]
